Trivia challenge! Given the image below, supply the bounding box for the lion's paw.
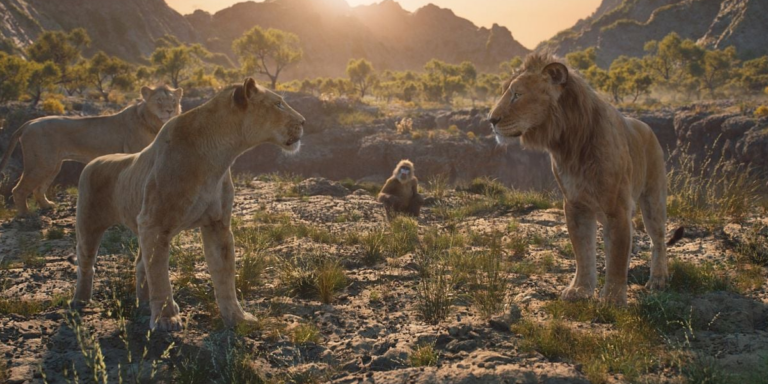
[151,315,183,332]
[561,285,593,301]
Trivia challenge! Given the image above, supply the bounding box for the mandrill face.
[397,165,411,182]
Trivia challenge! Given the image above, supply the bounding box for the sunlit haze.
[166,0,602,48]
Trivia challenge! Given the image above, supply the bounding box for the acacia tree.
[27,61,61,106]
[150,43,210,88]
[346,58,375,98]
[232,26,302,89]
[0,53,32,103]
[88,51,135,102]
[26,28,90,87]
[699,46,737,97]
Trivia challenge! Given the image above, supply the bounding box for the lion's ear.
[172,87,183,99]
[543,63,568,86]
[140,86,153,101]
[234,78,258,109]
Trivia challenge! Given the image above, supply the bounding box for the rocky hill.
[0,0,197,61]
[0,0,529,78]
[539,0,768,67]
[187,0,529,79]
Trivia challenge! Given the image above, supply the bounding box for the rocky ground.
[0,176,766,384]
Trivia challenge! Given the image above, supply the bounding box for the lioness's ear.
[501,78,513,94]
[543,63,568,86]
[140,86,153,101]
[172,87,183,99]
[234,78,258,109]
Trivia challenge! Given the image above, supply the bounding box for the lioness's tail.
[666,226,685,246]
[0,121,30,175]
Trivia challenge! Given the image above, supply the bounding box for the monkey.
[377,159,425,218]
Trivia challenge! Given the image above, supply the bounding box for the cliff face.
[0,0,197,61]
[540,0,768,67]
[187,0,530,79]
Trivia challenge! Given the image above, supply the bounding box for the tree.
[88,51,135,102]
[346,58,375,98]
[0,53,32,103]
[566,47,598,71]
[643,32,704,97]
[606,56,652,103]
[499,57,523,79]
[27,61,61,107]
[739,56,768,92]
[150,43,209,88]
[699,46,737,97]
[26,28,90,86]
[62,60,89,96]
[232,26,303,89]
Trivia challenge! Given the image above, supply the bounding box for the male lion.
[73,78,304,331]
[489,53,679,305]
[0,85,182,215]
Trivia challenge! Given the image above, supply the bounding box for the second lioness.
[73,78,304,331]
[0,85,182,215]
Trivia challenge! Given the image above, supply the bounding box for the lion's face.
[235,78,304,153]
[488,62,569,143]
[142,86,183,123]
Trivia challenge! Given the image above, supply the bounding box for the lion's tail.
[0,121,30,176]
[666,226,685,246]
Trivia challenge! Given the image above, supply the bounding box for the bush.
[41,96,65,114]
[755,105,768,118]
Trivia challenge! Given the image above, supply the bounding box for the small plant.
[290,322,321,345]
[389,215,419,256]
[41,96,65,114]
[416,262,452,325]
[447,125,460,135]
[315,258,347,304]
[426,174,449,200]
[236,250,268,297]
[411,130,424,140]
[396,117,413,134]
[19,235,45,268]
[360,229,387,265]
[409,343,439,367]
[754,105,768,118]
[45,226,65,240]
[471,248,509,319]
[736,223,768,265]
[466,131,477,140]
[668,260,730,294]
[66,186,79,196]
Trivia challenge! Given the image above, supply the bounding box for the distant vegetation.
[566,32,768,105]
[1,27,768,112]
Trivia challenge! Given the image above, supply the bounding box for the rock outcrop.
[540,0,768,66]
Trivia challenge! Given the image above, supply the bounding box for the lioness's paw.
[599,286,628,307]
[645,275,668,291]
[151,315,183,332]
[561,285,593,301]
[69,298,89,311]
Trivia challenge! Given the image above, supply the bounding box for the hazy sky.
[166,0,602,48]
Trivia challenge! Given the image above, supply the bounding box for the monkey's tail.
[0,121,30,176]
[666,226,685,246]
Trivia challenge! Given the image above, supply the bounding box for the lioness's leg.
[72,223,109,307]
[562,202,597,301]
[201,220,256,327]
[601,209,632,306]
[33,161,63,210]
[134,248,149,303]
[11,173,32,215]
[138,226,181,331]
[640,191,668,290]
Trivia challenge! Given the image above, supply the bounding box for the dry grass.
[410,343,439,367]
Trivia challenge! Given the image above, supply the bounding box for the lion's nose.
[488,116,501,125]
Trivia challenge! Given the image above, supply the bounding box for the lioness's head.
[233,78,304,153]
[488,56,570,143]
[142,85,183,123]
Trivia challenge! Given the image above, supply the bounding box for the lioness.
[73,78,304,331]
[489,53,679,305]
[0,85,182,215]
